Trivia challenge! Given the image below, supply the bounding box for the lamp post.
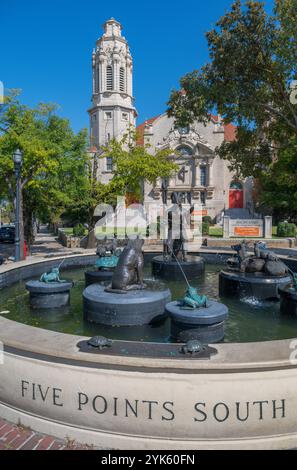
[13,149,23,262]
[161,177,169,257]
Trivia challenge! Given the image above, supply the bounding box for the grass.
[61,227,88,237]
[208,226,223,237]
[62,228,74,235]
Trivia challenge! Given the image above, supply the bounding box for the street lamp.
[13,149,23,262]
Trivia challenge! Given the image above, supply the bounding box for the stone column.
[113,60,119,91]
[195,159,200,187]
[223,216,230,238]
[264,216,273,239]
[208,158,214,186]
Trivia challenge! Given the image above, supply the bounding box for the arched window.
[106,157,113,172]
[200,166,207,186]
[119,67,125,92]
[106,65,113,90]
[97,67,100,92]
[230,181,243,190]
[176,145,193,156]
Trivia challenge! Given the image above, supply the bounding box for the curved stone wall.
[0,253,296,449]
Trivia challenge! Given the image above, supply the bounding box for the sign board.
[229,219,263,238]
[192,209,208,216]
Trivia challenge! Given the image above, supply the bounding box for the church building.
[88,18,253,221]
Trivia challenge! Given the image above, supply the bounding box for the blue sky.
[1,0,273,133]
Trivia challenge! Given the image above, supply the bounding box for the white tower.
[88,18,137,160]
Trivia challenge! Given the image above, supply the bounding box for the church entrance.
[170,191,192,205]
[229,181,243,209]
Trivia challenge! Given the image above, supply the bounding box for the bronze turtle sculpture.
[180,340,206,355]
[88,336,113,350]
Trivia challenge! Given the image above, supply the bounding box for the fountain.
[165,262,228,342]
[152,182,205,280]
[219,241,291,300]
[83,238,171,326]
[3,252,297,449]
[279,271,297,316]
[85,237,121,286]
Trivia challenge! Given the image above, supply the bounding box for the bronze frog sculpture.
[40,267,66,283]
[95,237,121,271]
[179,286,209,309]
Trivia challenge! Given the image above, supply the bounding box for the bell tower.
[88,18,137,149]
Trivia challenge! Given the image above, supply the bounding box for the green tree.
[104,131,177,199]
[84,131,178,247]
[167,0,297,218]
[0,92,89,255]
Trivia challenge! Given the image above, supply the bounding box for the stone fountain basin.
[1,253,297,450]
[83,283,171,326]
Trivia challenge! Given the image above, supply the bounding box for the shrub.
[277,222,296,238]
[202,222,210,236]
[202,216,212,225]
[73,223,85,237]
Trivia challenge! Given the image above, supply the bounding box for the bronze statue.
[228,240,288,277]
[163,191,186,262]
[95,237,121,270]
[106,238,146,293]
[179,286,209,309]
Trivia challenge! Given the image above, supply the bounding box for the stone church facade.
[89,19,253,221]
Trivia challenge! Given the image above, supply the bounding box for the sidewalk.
[0,418,93,450]
[1,227,94,265]
[29,227,93,259]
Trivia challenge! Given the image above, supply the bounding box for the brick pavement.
[0,418,93,450]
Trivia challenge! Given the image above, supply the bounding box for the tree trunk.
[24,205,35,255]
[86,224,96,248]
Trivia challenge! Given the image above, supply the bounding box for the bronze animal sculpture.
[180,340,207,355]
[227,240,249,269]
[88,336,113,350]
[106,238,146,293]
[163,192,186,262]
[95,237,121,270]
[40,267,66,283]
[228,240,288,277]
[179,286,209,309]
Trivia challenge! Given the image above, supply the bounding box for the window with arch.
[200,166,207,186]
[119,67,125,92]
[106,65,113,90]
[97,68,100,92]
[176,145,193,156]
[230,181,243,190]
[106,156,113,172]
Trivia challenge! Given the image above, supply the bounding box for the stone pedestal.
[85,270,113,287]
[152,255,205,281]
[264,216,273,239]
[219,270,291,300]
[279,285,297,315]
[83,284,171,326]
[223,216,230,238]
[26,281,73,309]
[166,300,228,343]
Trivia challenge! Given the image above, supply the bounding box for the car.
[0,226,15,243]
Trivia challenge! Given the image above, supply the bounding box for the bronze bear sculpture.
[105,238,146,293]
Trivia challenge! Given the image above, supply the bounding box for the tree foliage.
[102,130,178,201]
[167,0,297,218]
[0,91,89,249]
